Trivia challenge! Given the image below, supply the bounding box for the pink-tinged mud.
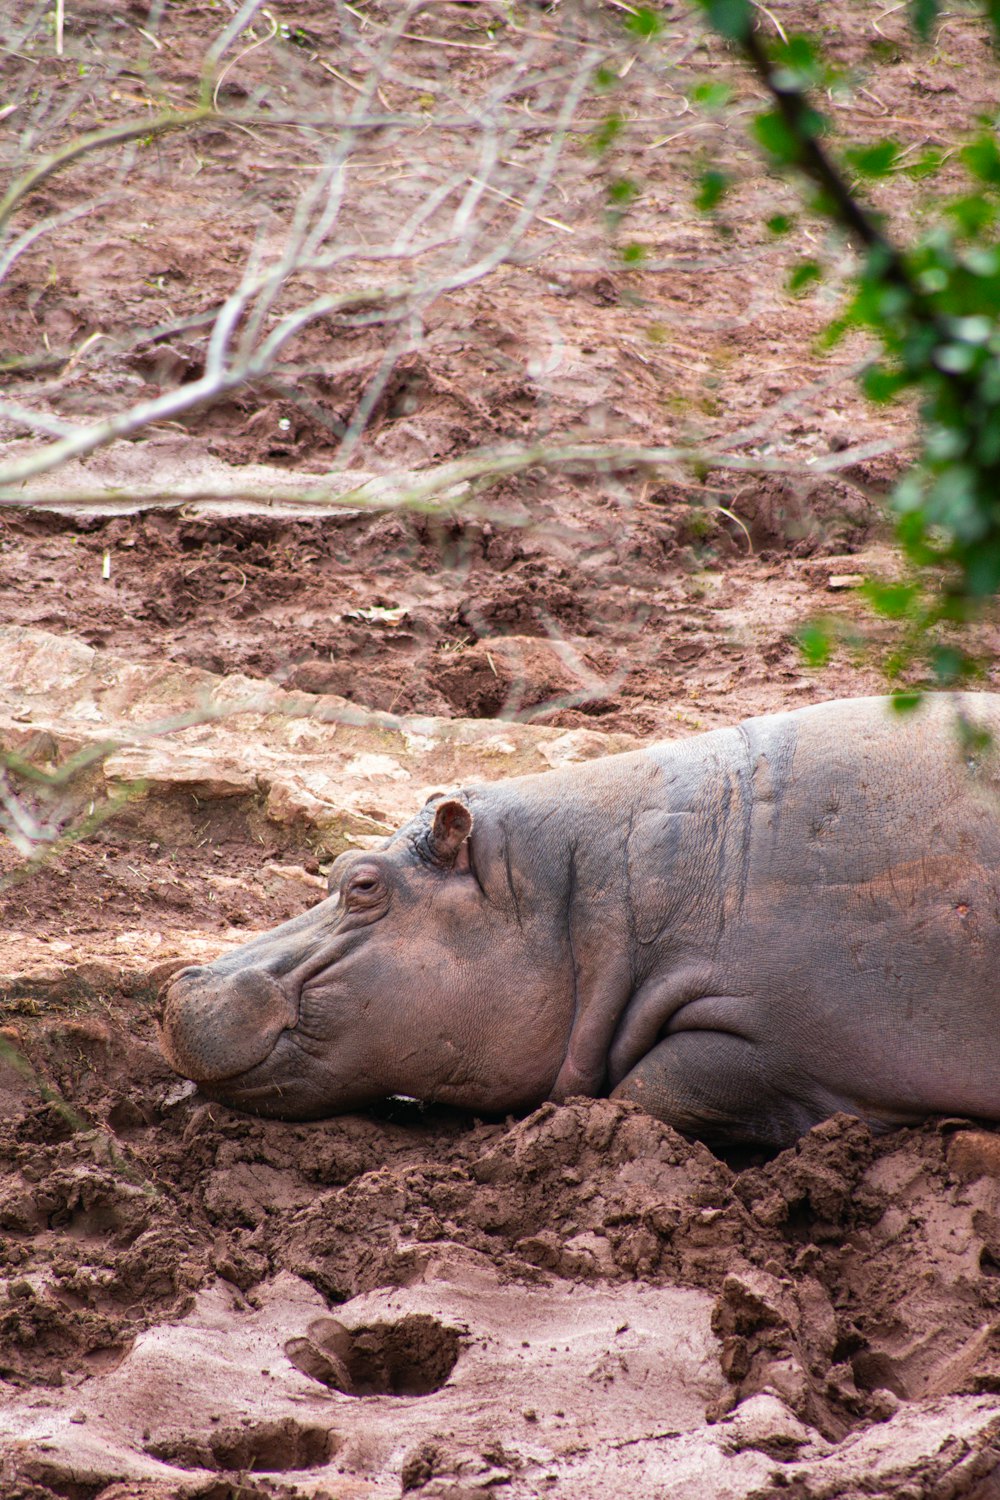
[4,0,1000,1494]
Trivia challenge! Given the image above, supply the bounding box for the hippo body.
[161,695,1000,1149]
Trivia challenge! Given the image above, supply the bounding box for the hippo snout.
[160,964,299,1087]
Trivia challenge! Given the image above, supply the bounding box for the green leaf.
[957,715,994,754]
[608,176,639,205]
[625,6,663,37]
[860,579,921,619]
[964,541,1000,597]
[795,106,827,142]
[767,213,794,235]
[925,465,984,540]
[796,622,833,668]
[894,474,928,518]
[925,424,969,461]
[944,193,997,237]
[906,147,944,180]
[589,112,623,154]
[695,169,729,212]
[934,342,979,374]
[844,140,900,177]
[948,315,994,345]
[916,265,949,294]
[771,34,823,90]
[808,186,839,219]
[861,362,911,402]
[908,0,939,39]
[621,243,646,264]
[753,110,802,165]
[694,0,753,41]
[819,315,849,349]
[961,134,1000,186]
[975,397,1000,464]
[691,81,732,112]
[787,259,822,293]
[930,645,969,684]
[890,688,923,713]
[965,245,1000,276]
[894,506,941,569]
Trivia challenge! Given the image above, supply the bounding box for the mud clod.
[145,1418,337,1472]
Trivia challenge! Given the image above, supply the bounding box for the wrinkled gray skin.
[160,695,1000,1150]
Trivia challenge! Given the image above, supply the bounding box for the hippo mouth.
[159,895,356,1099]
[160,963,301,1091]
[160,939,384,1119]
[161,989,336,1120]
[194,1037,332,1119]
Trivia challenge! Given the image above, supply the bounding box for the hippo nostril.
[160,965,299,1086]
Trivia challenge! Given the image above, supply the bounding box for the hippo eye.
[345,869,385,909]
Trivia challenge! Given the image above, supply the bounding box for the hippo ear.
[427,799,473,867]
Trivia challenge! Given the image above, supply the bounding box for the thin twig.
[753,3,788,45]
[469,176,574,234]
[858,87,889,115]
[60,331,108,380]
[715,505,754,554]
[213,7,278,109]
[342,2,500,52]
[647,122,715,150]
[315,57,369,96]
[872,2,907,39]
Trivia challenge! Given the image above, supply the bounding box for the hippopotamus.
[160,695,1000,1149]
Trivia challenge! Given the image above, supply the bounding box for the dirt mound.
[5,1014,1000,1495]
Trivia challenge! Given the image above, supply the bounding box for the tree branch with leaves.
[688,0,1000,693]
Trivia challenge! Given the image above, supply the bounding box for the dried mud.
[4,1,1000,1496]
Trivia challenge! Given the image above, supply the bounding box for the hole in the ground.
[851,1349,908,1399]
[285,1313,461,1396]
[15,1461,104,1500]
[145,1417,337,1472]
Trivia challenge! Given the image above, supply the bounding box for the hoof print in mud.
[285,1313,461,1396]
[144,1416,337,1472]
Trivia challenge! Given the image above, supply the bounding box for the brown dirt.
[3,2,1000,1496]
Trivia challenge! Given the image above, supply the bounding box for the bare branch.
[0,110,213,234]
[0,436,901,515]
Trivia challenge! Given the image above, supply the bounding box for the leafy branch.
[695,0,1000,689]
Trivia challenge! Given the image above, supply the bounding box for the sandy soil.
[3,2,1000,1496]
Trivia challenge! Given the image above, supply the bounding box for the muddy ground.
[3,2,1000,1496]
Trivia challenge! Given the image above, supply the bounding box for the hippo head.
[160,796,575,1119]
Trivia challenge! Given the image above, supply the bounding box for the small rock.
[719,1392,816,1457]
[870,1388,902,1422]
[263,862,327,892]
[947,1131,1000,1182]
